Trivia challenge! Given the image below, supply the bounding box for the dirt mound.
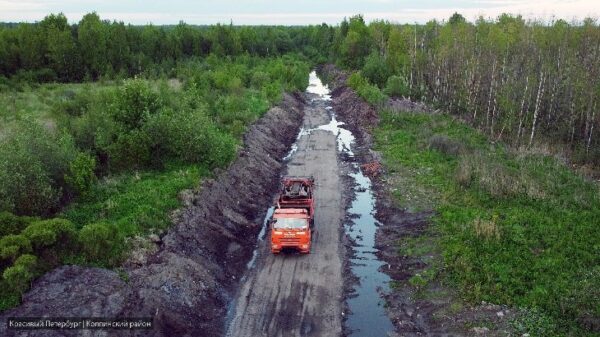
[0,93,305,337]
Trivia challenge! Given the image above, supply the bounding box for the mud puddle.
[307,71,395,336]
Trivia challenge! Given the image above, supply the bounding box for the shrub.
[250,71,270,89]
[108,129,152,170]
[384,75,410,98]
[0,120,79,215]
[22,219,76,252]
[362,53,389,88]
[165,108,237,168]
[0,134,60,216]
[347,72,368,90]
[428,135,465,156]
[112,79,161,129]
[2,264,33,294]
[78,223,120,263]
[0,235,32,262]
[14,254,38,273]
[357,83,387,107]
[65,152,97,196]
[0,212,37,237]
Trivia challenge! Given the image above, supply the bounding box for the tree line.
[329,14,600,164]
[0,12,334,82]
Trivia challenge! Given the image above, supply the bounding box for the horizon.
[0,0,598,25]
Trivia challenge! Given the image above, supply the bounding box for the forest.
[0,11,598,336]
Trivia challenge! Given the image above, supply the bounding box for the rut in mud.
[225,71,345,337]
[226,71,398,337]
[0,94,305,337]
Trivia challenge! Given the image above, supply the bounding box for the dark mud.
[0,93,305,337]
[319,65,517,337]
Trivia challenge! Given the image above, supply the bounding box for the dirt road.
[225,76,345,337]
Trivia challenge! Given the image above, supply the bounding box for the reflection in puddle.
[305,70,394,337]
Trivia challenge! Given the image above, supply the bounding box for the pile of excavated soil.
[0,93,305,337]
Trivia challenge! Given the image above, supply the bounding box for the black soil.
[0,93,306,337]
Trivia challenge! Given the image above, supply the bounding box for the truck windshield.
[273,218,307,229]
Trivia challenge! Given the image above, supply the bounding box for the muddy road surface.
[225,73,345,337]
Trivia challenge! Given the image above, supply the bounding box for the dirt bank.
[0,93,305,337]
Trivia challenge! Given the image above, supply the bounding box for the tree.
[340,15,372,68]
[78,12,107,79]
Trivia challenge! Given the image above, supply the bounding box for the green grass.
[375,110,600,335]
[63,164,206,236]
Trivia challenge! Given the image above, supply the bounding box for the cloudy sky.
[0,0,598,25]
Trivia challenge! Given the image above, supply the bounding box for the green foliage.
[347,71,388,107]
[78,223,121,264]
[362,53,389,88]
[384,75,410,98]
[22,218,77,252]
[564,267,600,331]
[0,212,37,237]
[63,165,204,236]
[375,110,600,333]
[112,79,161,130]
[0,234,32,262]
[0,121,78,215]
[340,15,372,68]
[511,307,558,336]
[3,264,33,294]
[65,152,97,196]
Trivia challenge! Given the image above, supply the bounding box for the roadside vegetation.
[323,14,599,335]
[0,12,315,310]
[375,111,599,335]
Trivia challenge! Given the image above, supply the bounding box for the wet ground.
[225,72,345,337]
[225,72,396,337]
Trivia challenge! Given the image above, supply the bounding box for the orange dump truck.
[270,177,315,254]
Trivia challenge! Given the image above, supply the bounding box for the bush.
[14,254,38,273]
[362,53,389,88]
[250,71,270,89]
[347,72,368,90]
[78,223,120,263]
[22,219,76,252]
[157,107,237,168]
[384,75,410,98]
[0,136,60,216]
[0,235,32,262]
[2,264,33,294]
[347,71,387,108]
[112,79,161,129]
[65,152,97,196]
[357,83,387,107]
[0,121,79,215]
[428,135,465,156]
[108,129,152,170]
[0,212,37,237]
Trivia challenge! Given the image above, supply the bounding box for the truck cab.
[270,208,311,254]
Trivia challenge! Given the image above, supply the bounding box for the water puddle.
[306,70,394,336]
[245,206,275,270]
